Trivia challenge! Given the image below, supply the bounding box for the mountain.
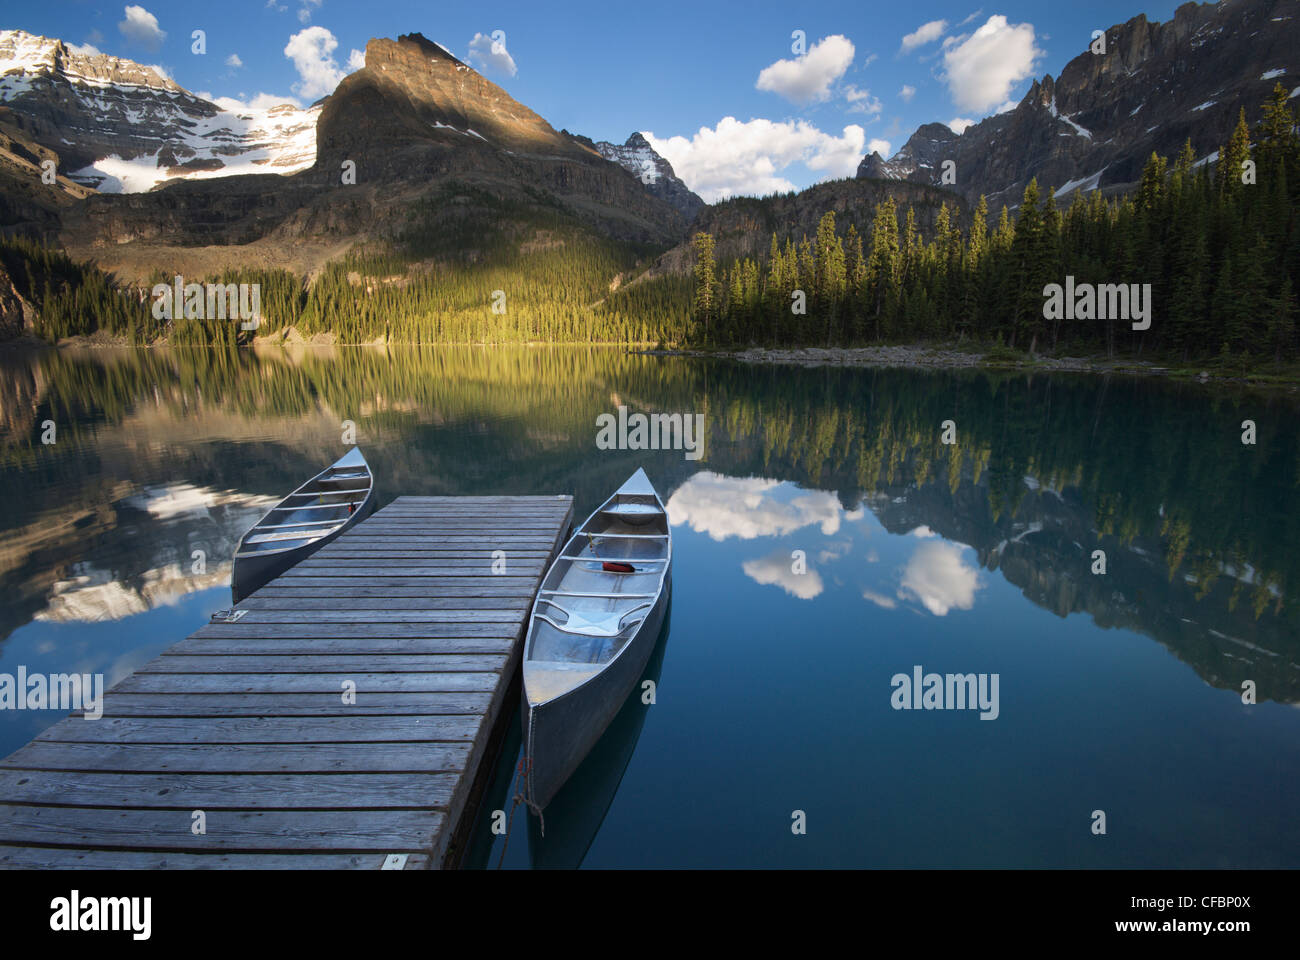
[858,0,1300,206]
[45,32,686,281]
[0,29,318,193]
[591,132,705,222]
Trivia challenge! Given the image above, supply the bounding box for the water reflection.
[1,345,1298,865]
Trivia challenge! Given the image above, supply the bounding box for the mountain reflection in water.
[2,345,1297,866]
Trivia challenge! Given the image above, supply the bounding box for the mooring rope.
[495,756,546,869]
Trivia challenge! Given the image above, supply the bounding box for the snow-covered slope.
[593,132,704,221]
[0,29,319,193]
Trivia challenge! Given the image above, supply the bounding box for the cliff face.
[859,0,1300,206]
[52,33,686,280]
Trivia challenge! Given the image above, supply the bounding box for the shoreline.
[641,345,1300,390]
[5,337,1297,391]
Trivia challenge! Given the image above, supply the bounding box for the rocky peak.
[857,121,957,181]
[0,28,318,191]
[857,0,1299,206]
[593,131,704,222]
[0,29,184,96]
[325,31,582,160]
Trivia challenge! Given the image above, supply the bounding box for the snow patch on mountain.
[0,28,320,193]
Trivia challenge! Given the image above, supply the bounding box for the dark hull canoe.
[231,497,374,602]
[231,447,377,603]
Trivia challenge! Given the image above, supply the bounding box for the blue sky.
[16,0,1189,199]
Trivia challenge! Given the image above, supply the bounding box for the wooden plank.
[237,596,529,610]
[0,805,445,852]
[283,562,546,575]
[1,741,473,773]
[222,610,524,624]
[292,556,548,567]
[0,770,458,808]
[170,636,516,655]
[317,550,553,559]
[0,847,418,869]
[35,715,480,744]
[249,579,539,595]
[191,623,522,639]
[143,654,508,674]
[110,672,502,694]
[93,692,494,717]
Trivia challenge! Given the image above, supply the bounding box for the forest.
[692,85,1300,361]
[0,85,1295,361]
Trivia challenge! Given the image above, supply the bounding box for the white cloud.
[68,42,103,56]
[898,541,983,616]
[899,84,916,102]
[863,588,898,609]
[283,26,350,100]
[665,473,845,540]
[844,85,882,115]
[942,15,1043,113]
[755,34,855,105]
[118,5,166,51]
[347,48,366,71]
[144,62,172,82]
[298,0,322,24]
[867,138,892,158]
[900,20,947,54]
[948,116,975,134]
[645,117,865,202]
[861,53,879,67]
[225,53,243,68]
[209,91,304,111]
[743,550,824,600]
[467,32,517,78]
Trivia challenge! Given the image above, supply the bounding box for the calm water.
[2,345,1298,868]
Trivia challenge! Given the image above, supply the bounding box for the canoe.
[528,606,670,867]
[522,467,672,812]
[231,447,376,603]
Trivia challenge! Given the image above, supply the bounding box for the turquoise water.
[2,346,1297,867]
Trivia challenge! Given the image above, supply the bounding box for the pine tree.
[866,198,900,339]
[692,232,717,342]
[1218,108,1253,200]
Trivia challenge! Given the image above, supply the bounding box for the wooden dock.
[0,495,573,869]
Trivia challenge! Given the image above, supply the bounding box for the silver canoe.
[231,447,376,603]
[523,467,672,811]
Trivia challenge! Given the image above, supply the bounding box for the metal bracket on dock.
[209,608,248,623]
[382,854,409,870]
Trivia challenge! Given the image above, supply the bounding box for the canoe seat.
[536,598,652,638]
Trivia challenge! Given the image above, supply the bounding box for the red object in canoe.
[602,561,636,573]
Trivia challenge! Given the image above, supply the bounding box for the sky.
[12,0,1192,201]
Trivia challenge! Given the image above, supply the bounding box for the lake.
[1,344,1297,868]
